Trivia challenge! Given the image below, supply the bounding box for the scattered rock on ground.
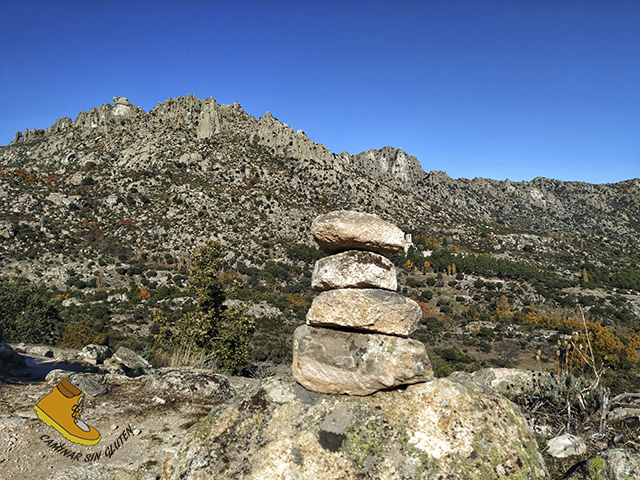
[546,433,587,458]
[560,448,640,480]
[0,416,27,430]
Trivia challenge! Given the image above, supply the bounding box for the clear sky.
[1,1,638,183]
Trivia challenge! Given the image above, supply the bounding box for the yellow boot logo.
[34,377,101,446]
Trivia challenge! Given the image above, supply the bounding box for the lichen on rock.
[162,374,548,479]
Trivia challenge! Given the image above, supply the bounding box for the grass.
[151,344,214,368]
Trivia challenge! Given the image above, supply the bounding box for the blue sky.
[1,1,638,183]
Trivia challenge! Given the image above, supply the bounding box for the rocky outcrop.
[112,96,135,116]
[449,367,557,398]
[351,146,426,190]
[0,346,233,480]
[145,369,235,400]
[78,344,113,364]
[162,374,548,479]
[247,111,334,164]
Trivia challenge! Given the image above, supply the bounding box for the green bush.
[0,278,61,344]
[156,240,255,374]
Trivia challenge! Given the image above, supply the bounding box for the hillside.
[1,95,639,391]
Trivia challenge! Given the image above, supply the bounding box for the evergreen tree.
[172,240,255,374]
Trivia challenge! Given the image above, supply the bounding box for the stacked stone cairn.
[292,210,433,395]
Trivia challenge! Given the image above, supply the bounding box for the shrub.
[0,278,61,344]
[59,322,106,349]
[157,240,255,374]
[419,290,433,301]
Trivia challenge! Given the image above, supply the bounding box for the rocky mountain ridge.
[1,97,640,478]
[1,95,638,350]
[6,95,638,243]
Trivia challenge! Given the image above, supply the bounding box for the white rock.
[311,250,397,291]
[547,433,587,458]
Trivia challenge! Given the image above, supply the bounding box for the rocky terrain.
[1,95,638,287]
[1,95,640,478]
[2,343,639,479]
[0,342,253,479]
[1,96,638,370]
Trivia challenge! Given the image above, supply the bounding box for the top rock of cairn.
[311,210,405,257]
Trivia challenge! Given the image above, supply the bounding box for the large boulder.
[306,288,421,337]
[311,210,405,257]
[0,343,25,373]
[114,346,151,376]
[162,374,548,479]
[311,250,397,292]
[292,324,432,395]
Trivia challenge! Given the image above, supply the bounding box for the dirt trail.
[0,354,237,480]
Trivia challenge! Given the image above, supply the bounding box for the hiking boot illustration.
[34,377,101,445]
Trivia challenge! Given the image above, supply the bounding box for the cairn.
[292,210,433,395]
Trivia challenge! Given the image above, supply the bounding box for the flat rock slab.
[311,210,405,257]
[307,288,421,336]
[312,250,397,291]
[26,345,54,358]
[45,370,108,396]
[292,324,432,395]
